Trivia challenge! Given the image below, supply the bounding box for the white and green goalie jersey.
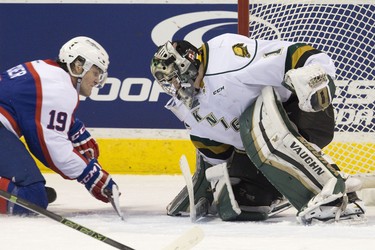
[165,33,335,164]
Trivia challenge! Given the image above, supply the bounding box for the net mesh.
[248,1,375,174]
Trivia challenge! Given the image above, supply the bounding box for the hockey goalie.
[150,33,366,224]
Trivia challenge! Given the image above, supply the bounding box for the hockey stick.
[162,226,204,250]
[353,173,375,189]
[180,155,211,221]
[0,189,134,250]
[179,155,196,222]
[106,185,125,220]
[0,189,204,250]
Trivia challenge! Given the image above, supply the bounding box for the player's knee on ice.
[0,178,48,215]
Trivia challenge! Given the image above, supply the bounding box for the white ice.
[2,174,375,250]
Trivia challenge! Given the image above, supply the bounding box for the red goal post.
[237,0,375,175]
[238,0,249,36]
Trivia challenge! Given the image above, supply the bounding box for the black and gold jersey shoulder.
[190,134,234,161]
[285,43,323,72]
[198,43,209,77]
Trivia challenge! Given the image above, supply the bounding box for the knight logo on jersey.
[232,43,250,58]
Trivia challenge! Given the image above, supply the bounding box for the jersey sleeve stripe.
[25,62,61,174]
[0,107,22,137]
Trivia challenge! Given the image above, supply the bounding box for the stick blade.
[110,185,125,220]
[179,155,197,222]
[162,226,204,250]
[353,173,375,189]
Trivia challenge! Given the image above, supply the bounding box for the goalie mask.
[150,40,201,108]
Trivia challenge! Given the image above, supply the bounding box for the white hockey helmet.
[59,36,109,87]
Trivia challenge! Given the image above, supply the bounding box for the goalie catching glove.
[68,118,99,160]
[77,158,117,203]
[283,64,335,112]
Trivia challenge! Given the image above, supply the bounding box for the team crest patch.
[232,43,250,58]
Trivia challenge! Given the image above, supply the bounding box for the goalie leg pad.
[167,155,213,216]
[239,86,344,211]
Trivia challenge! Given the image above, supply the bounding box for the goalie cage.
[239,0,375,203]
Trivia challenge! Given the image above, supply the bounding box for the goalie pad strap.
[239,86,344,211]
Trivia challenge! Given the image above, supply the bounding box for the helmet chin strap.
[76,78,82,94]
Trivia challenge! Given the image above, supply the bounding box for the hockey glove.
[77,159,117,203]
[283,64,335,112]
[68,118,99,160]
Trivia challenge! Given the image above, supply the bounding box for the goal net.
[244,0,374,174]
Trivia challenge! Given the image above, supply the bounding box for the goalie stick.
[179,155,212,222]
[180,155,197,222]
[162,226,204,250]
[353,173,375,190]
[0,189,205,250]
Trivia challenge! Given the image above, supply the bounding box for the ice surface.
[2,174,375,250]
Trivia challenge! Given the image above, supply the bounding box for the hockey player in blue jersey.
[0,36,119,215]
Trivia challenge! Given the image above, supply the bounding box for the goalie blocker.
[239,86,365,224]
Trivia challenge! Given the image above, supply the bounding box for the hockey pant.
[0,125,48,214]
